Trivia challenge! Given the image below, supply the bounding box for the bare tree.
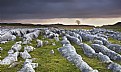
[76,20,80,25]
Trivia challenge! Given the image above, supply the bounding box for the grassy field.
[0,26,121,72]
[100,26,121,32]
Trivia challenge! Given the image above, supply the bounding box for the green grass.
[108,37,121,45]
[30,36,80,72]
[100,26,121,32]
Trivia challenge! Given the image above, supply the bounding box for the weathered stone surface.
[108,62,121,72]
[20,50,31,59]
[24,46,35,52]
[19,59,38,72]
[91,44,121,61]
[36,39,43,47]
[107,44,121,53]
[80,43,96,57]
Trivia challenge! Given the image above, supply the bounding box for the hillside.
[0,23,95,29]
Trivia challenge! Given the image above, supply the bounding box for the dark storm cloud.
[0,0,121,20]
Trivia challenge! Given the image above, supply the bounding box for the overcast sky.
[0,0,121,26]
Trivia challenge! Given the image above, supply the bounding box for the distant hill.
[0,23,35,26]
[102,22,121,27]
[114,22,121,26]
[0,23,95,29]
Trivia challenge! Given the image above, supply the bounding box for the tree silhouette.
[76,20,80,25]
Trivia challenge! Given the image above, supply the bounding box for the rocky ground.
[0,26,121,72]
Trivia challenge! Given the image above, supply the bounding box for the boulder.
[24,46,35,52]
[80,43,96,57]
[20,50,31,59]
[97,52,112,63]
[108,62,121,72]
[36,39,43,47]
[91,44,121,61]
[107,44,121,53]
[19,59,38,72]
